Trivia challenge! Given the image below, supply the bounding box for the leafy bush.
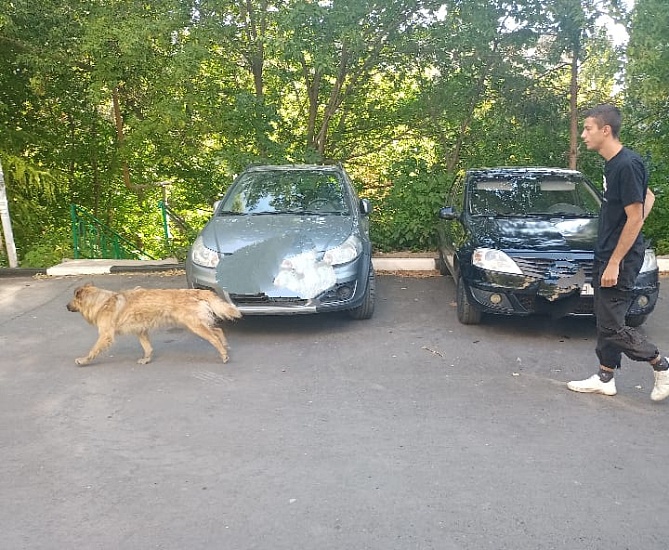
[20,232,73,268]
[369,158,447,251]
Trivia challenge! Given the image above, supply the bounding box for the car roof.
[244,164,344,173]
[466,167,584,178]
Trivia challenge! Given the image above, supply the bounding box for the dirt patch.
[374,251,437,258]
[377,269,441,278]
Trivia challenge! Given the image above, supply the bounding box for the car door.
[437,173,467,276]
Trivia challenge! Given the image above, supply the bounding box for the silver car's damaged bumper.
[186,253,371,315]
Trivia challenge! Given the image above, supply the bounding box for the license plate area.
[581,282,594,296]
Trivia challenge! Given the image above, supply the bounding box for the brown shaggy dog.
[66,284,242,365]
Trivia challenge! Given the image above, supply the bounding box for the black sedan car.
[186,164,375,319]
[437,167,659,325]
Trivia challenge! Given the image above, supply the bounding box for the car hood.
[201,214,355,254]
[200,214,356,296]
[469,216,598,251]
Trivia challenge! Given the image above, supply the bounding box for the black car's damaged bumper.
[463,268,659,319]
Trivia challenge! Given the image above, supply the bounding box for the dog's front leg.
[76,331,115,365]
[137,330,153,364]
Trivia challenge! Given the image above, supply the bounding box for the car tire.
[456,275,482,325]
[437,250,450,276]
[348,266,376,320]
[626,314,648,328]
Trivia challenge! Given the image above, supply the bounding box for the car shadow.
[223,311,353,336]
[480,313,598,340]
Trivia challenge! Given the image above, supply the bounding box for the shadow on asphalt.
[479,312,598,339]
[222,310,353,336]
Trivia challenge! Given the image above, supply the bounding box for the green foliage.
[19,230,72,268]
[370,159,447,251]
[625,0,669,254]
[0,0,667,258]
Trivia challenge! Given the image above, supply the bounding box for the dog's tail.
[206,291,242,321]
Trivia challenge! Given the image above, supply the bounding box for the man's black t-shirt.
[595,147,648,262]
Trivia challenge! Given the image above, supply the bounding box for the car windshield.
[218,169,350,215]
[468,174,601,217]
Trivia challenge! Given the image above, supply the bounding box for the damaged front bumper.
[464,267,659,319]
[187,253,372,315]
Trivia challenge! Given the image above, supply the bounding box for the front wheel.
[626,314,648,328]
[437,250,450,276]
[348,266,376,320]
[456,275,482,325]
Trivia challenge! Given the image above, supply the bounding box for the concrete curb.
[2,257,441,277]
[41,257,440,275]
[45,258,182,277]
[2,256,668,278]
[372,257,437,272]
[0,267,47,278]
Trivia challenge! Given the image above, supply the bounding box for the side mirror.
[359,198,372,216]
[213,200,221,212]
[439,206,459,220]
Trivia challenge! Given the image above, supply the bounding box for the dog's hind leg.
[212,326,228,349]
[137,330,153,364]
[76,330,115,366]
[185,322,230,363]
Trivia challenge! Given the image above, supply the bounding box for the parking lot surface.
[2,271,669,549]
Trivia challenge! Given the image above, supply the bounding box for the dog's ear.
[74,283,92,297]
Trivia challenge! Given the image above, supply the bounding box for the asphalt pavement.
[1,271,669,549]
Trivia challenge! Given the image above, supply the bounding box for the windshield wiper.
[474,212,544,218]
[248,210,290,215]
[300,209,345,215]
[546,212,598,218]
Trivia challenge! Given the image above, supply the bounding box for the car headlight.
[323,235,362,266]
[640,248,658,273]
[472,248,522,275]
[190,235,220,268]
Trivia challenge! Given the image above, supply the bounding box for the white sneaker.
[651,367,669,402]
[567,374,617,396]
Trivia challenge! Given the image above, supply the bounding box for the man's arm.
[644,188,655,220]
[600,201,645,287]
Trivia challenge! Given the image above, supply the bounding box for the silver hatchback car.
[186,164,375,319]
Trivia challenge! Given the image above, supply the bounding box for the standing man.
[567,104,669,400]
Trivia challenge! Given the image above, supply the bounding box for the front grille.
[229,293,309,306]
[513,256,593,280]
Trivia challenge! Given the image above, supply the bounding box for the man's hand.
[601,202,645,288]
[601,262,620,287]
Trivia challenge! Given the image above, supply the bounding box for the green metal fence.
[158,199,197,242]
[70,204,156,260]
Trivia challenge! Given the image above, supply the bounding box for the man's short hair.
[584,104,622,139]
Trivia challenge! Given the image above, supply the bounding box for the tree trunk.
[568,44,580,169]
[242,0,266,100]
[301,54,321,153]
[112,86,132,190]
[446,37,501,174]
[316,45,350,156]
